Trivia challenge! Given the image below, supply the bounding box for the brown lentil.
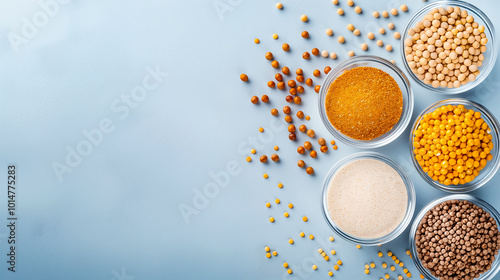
[325,66,332,74]
[283,106,291,114]
[271,108,278,116]
[298,160,305,167]
[297,111,304,119]
[240,74,248,82]
[261,95,269,103]
[251,96,258,104]
[288,124,296,133]
[268,81,276,88]
[299,124,307,132]
[265,52,273,60]
[416,200,500,279]
[260,155,268,163]
[271,154,279,162]
[297,146,305,154]
[289,133,296,140]
[285,115,293,123]
[301,31,309,38]
[282,67,290,75]
[282,43,290,51]
[285,95,293,103]
[312,48,320,56]
[325,67,403,140]
[303,52,310,59]
[313,69,320,77]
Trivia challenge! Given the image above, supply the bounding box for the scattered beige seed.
[337,36,345,43]
[337,8,344,15]
[391,8,398,16]
[393,32,401,39]
[347,24,355,31]
[347,0,354,6]
[400,4,408,12]
[348,50,355,57]
[373,11,380,18]
[301,15,308,22]
[386,44,393,52]
[321,50,329,57]
[354,6,362,13]
[353,29,360,36]
[330,52,337,59]
[382,10,389,18]
[388,23,395,30]
[326,28,333,36]
[276,3,283,9]
[390,60,396,64]
[361,43,368,51]
[379,28,385,34]
[332,0,339,4]
[377,40,383,46]
[367,32,375,40]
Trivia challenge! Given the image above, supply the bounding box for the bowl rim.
[318,55,414,149]
[409,98,500,193]
[321,152,416,246]
[409,194,500,280]
[400,0,497,95]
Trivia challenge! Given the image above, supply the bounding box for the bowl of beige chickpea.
[401,0,496,94]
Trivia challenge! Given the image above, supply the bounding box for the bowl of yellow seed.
[410,98,500,192]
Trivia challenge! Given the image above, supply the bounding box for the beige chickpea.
[367,32,375,40]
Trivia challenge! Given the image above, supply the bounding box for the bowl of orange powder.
[319,56,414,148]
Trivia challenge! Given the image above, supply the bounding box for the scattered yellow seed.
[305,116,310,121]
[269,217,274,222]
[329,236,334,242]
[391,60,396,64]
[399,262,404,267]
[347,24,355,31]
[392,255,397,261]
[273,251,278,256]
[321,252,327,257]
[354,6,362,13]
[391,8,398,16]
[284,212,289,218]
[370,263,376,268]
[332,0,339,4]
[301,15,308,22]
[365,264,369,269]
[382,263,388,268]
[254,38,260,44]
[391,266,395,271]
[274,146,279,151]
[334,265,339,270]
[286,203,293,209]
[385,274,390,279]
[278,183,283,188]
[312,265,317,270]
[328,271,333,276]
[367,32,375,40]
[289,238,294,244]
[378,252,383,257]
[365,269,370,274]
[275,198,280,204]
[379,28,385,34]
[309,234,314,240]
[331,250,336,255]
[377,40,383,47]
[265,246,270,252]
[353,29,360,36]
[263,173,268,179]
[337,260,342,265]
[348,50,355,57]
[406,250,411,255]
[388,22,395,30]
[386,44,393,52]
[420,274,425,279]
[266,252,271,258]
[246,156,252,162]
[324,256,330,261]
[407,272,412,277]
[387,251,393,257]
[398,276,403,280]
[276,2,283,9]
[283,262,289,268]
[266,202,271,208]
[347,0,354,6]
[251,149,256,154]
[259,127,264,132]
[287,269,292,274]
[303,216,308,222]
[400,4,408,12]
[404,268,408,273]
[382,10,389,18]
[361,43,368,51]
[299,232,305,237]
[338,36,345,43]
[318,248,324,254]
[356,244,361,249]
[337,8,344,15]
[395,259,400,264]
[373,11,380,18]
[272,34,278,40]
[330,52,337,59]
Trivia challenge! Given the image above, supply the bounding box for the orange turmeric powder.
[325,67,402,140]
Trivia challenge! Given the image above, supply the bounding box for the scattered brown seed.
[314,85,321,93]
[275,73,283,81]
[312,48,320,56]
[297,160,305,167]
[307,129,315,137]
[240,74,248,82]
[297,111,304,119]
[268,81,276,88]
[306,167,314,174]
[251,96,258,104]
[271,60,280,68]
[318,138,326,146]
[285,95,293,103]
[288,80,296,88]
[261,95,269,103]
[265,52,273,60]
[320,145,328,153]
[289,133,296,140]
[260,155,268,163]
[303,52,310,59]
[299,124,307,132]
[296,68,303,75]
[282,67,290,75]
[313,69,320,77]
[283,106,291,114]
[297,86,304,93]
[282,43,290,51]
[288,125,296,133]
[297,146,305,154]
[304,141,312,150]
[324,66,332,74]
[285,115,293,123]
[306,78,313,86]
[301,31,309,38]
[277,81,285,90]
[294,96,301,104]
[271,108,278,116]
[289,88,297,95]
[310,150,317,158]
[271,154,279,162]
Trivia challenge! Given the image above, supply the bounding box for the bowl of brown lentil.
[318,56,413,149]
[410,98,500,193]
[401,0,497,94]
[410,194,500,280]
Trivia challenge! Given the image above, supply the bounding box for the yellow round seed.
[367,32,375,40]
[388,22,395,30]
[347,24,355,31]
[353,29,360,36]
[337,8,344,15]
[321,252,326,257]
[354,6,362,13]
[330,52,337,59]
[309,234,314,240]
[382,263,388,268]
[263,173,268,179]
[274,145,279,151]
[301,15,308,22]
[275,198,280,204]
[347,0,354,6]
[254,38,260,44]
[284,262,288,268]
[338,36,345,43]
[399,262,404,267]
[284,212,289,218]
[324,256,330,261]
[386,44,393,52]
[393,32,401,39]
[276,2,283,9]
[303,216,308,222]
[266,252,271,258]
[371,263,376,268]
[406,250,411,255]
[361,43,368,51]
[269,217,274,222]
[331,250,336,255]
[387,251,393,257]
[348,50,355,57]
[373,11,380,18]
[246,156,252,162]
[278,183,283,188]
[378,252,383,257]
[400,4,408,12]
[391,8,398,16]
[328,271,333,276]
[287,269,292,274]
[391,266,395,271]
[326,28,334,36]
[356,244,361,249]
[266,202,271,208]
[404,268,408,273]
[332,0,339,4]
[273,251,277,256]
[288,203,293,208]
[329,236,334,242]
[312,265,317,270]
[379,28,385,34]
[272,34,278,40]
[365,264,369,269]
[334,265,339,270]
[365,269,370,274]
[251,149,256,154]
[289,238,294,244]
[299,232,305,237]
[385,274,390,279]
[377,40,383,47]
[420,274,425,279]
[382,10,389,18]
[318,248,324,254]
[407,273,412,277]
[265,246,270,252]
[337,260,342,265]
[259,127,264,132]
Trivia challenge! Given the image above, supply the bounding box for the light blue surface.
[0,0,500,279]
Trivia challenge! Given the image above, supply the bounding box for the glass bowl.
[318,56,414,149]
[410,194,500,280]
[401,0,497,94]
[321,152,416,246]
[409,98,500,193]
